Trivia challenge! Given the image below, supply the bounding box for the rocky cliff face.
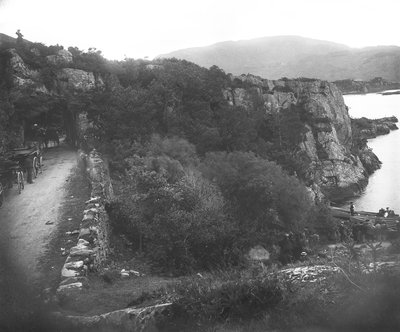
[224,75,380,200]
[0,47,108,149]
[6,48,104,94]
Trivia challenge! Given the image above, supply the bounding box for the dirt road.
[0,147,78,285]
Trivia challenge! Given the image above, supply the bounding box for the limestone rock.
[7,49,48,92]
[61,267,79,278]
[57,282,83,293]
[280,265,340,283]
[56,68,104,91]
[46,49,73,65]
[359,147,381,174]
[64,260,84,269]
[79,228,91,237]
[60,276,88,286]
[224,76,378,199]
[69,248,94,257]
[248,245,270,261]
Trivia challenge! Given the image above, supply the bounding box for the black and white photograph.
[1,0,400,331]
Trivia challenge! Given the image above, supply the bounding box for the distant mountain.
[158,36,400,81]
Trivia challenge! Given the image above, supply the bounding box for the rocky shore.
[334,78,400,95]
[352,116,399,139]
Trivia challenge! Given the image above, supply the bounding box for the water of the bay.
[342,91,400,213]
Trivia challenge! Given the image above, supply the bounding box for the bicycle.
[36,153,43,175]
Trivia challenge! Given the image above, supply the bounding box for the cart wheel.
[21,172,24,190]
[33,157,38,178]
[18,173,22,194]
[39,156,43,173]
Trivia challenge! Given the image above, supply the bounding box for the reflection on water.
[343,92,400,212]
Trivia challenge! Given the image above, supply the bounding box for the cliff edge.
[224,75,381,200]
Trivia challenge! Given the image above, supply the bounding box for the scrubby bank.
[107,135,323,275]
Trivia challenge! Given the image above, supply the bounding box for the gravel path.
[0,147,77,285]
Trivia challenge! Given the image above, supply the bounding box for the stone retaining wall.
[57,149,113,294]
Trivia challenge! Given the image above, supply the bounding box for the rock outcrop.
[46,49,73,66]
[225,74,381,200]
[6,48,104,93]
[0,46,109,149]
[352,116,398,139]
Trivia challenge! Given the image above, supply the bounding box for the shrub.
[161,271,283,328]
[110,151,235,274]
[201,151,314,242]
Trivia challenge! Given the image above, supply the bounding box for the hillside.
[159,36,400,81]
[0,38,380,200]
[0,33,16,46]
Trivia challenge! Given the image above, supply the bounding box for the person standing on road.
[350,202,355,216]
[23,155,34,184]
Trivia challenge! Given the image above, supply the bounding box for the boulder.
[248,245,270,262]
[61,267,79,278]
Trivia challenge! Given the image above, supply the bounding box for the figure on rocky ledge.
[378,207,385,217]
[384,207,390,218]
[16,29,23,43]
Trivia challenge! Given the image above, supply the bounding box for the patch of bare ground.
[57,233,177,316]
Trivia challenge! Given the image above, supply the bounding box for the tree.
[201,151,314,246]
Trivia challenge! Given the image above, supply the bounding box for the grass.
[56,231,178,316]
[58,273,176,316]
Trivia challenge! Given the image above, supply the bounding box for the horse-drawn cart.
[0,145,43,200]
[0,156,24,197]
[9,145,43,178]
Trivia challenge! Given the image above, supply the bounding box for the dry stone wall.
[57,149,113,294]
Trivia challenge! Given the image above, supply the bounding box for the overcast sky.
[1,0,400,60]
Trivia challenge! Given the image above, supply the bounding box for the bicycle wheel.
[18,172,24,194]
[33,156,38,178]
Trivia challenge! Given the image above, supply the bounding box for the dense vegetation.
[81,57,331,274]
